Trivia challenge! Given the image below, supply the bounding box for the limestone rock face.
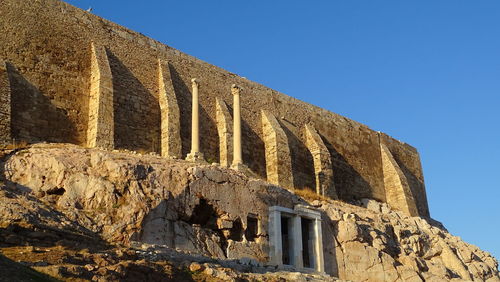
[322,198,500,281]
[0,144,498,281]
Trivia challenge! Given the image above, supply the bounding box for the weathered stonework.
[0,60,11,145]
[215,97,233,167]
[0,0,430,217]
[304,124,336,199]
[87,42,114,149]
[261,110,294,188]
[380,143,419,217]
[158,60,182,158]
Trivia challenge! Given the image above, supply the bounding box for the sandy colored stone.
[439,239,472,280]
[261,110,293,188]
[336,219,361,243]
[304,124,336,198]
[381,143,419,216]
[0,0,431,217]
[231,84,243,167]
[1,144,498,281]
[158,60,182,158]
[87,42,114,149]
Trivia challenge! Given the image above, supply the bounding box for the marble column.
[268,207,283,266]
[314,218,325,273]
[186,78,204,162]
[231,84,246,170]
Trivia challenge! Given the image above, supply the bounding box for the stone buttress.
[380,143,419,217]
[158,60,182,158]
[304,124,337,199]
[261,110,294,188]
[87,42,114,149]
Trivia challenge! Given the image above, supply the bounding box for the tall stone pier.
[304,124,337,198]
[158,60,182,158]
[86,43,114,149]
[380,143,418,216]
[261,110,294,188]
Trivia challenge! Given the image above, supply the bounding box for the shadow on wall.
[199,102,218,163]
[242,116,266,179]
[168,65,192,159]
[107,50,160,153]
[168,64,222,163]
[7,63,77,144]
[321,135,373,202]
[280,120,315,190]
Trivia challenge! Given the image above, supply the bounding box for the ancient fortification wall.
[0,0,429,217]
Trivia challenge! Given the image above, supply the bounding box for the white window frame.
[268,205,324,273]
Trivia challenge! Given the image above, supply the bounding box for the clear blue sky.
[64,0,500,260]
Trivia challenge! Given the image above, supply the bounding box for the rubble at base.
[0,144,498,281]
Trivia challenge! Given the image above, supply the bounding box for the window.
[301,217,314,269]
[281,215,291,265]
[269,205,324,273]
[245,215,259,242]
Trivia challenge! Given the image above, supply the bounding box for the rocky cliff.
[0,144,498,281]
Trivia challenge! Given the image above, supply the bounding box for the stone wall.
[0,0,429,216]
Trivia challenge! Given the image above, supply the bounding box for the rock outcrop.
[0,144,498,281]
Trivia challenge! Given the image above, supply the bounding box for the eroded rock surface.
[0,144,498,281]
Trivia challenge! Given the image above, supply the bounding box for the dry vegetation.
[1,139,29,150]
[293,187,329,202]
